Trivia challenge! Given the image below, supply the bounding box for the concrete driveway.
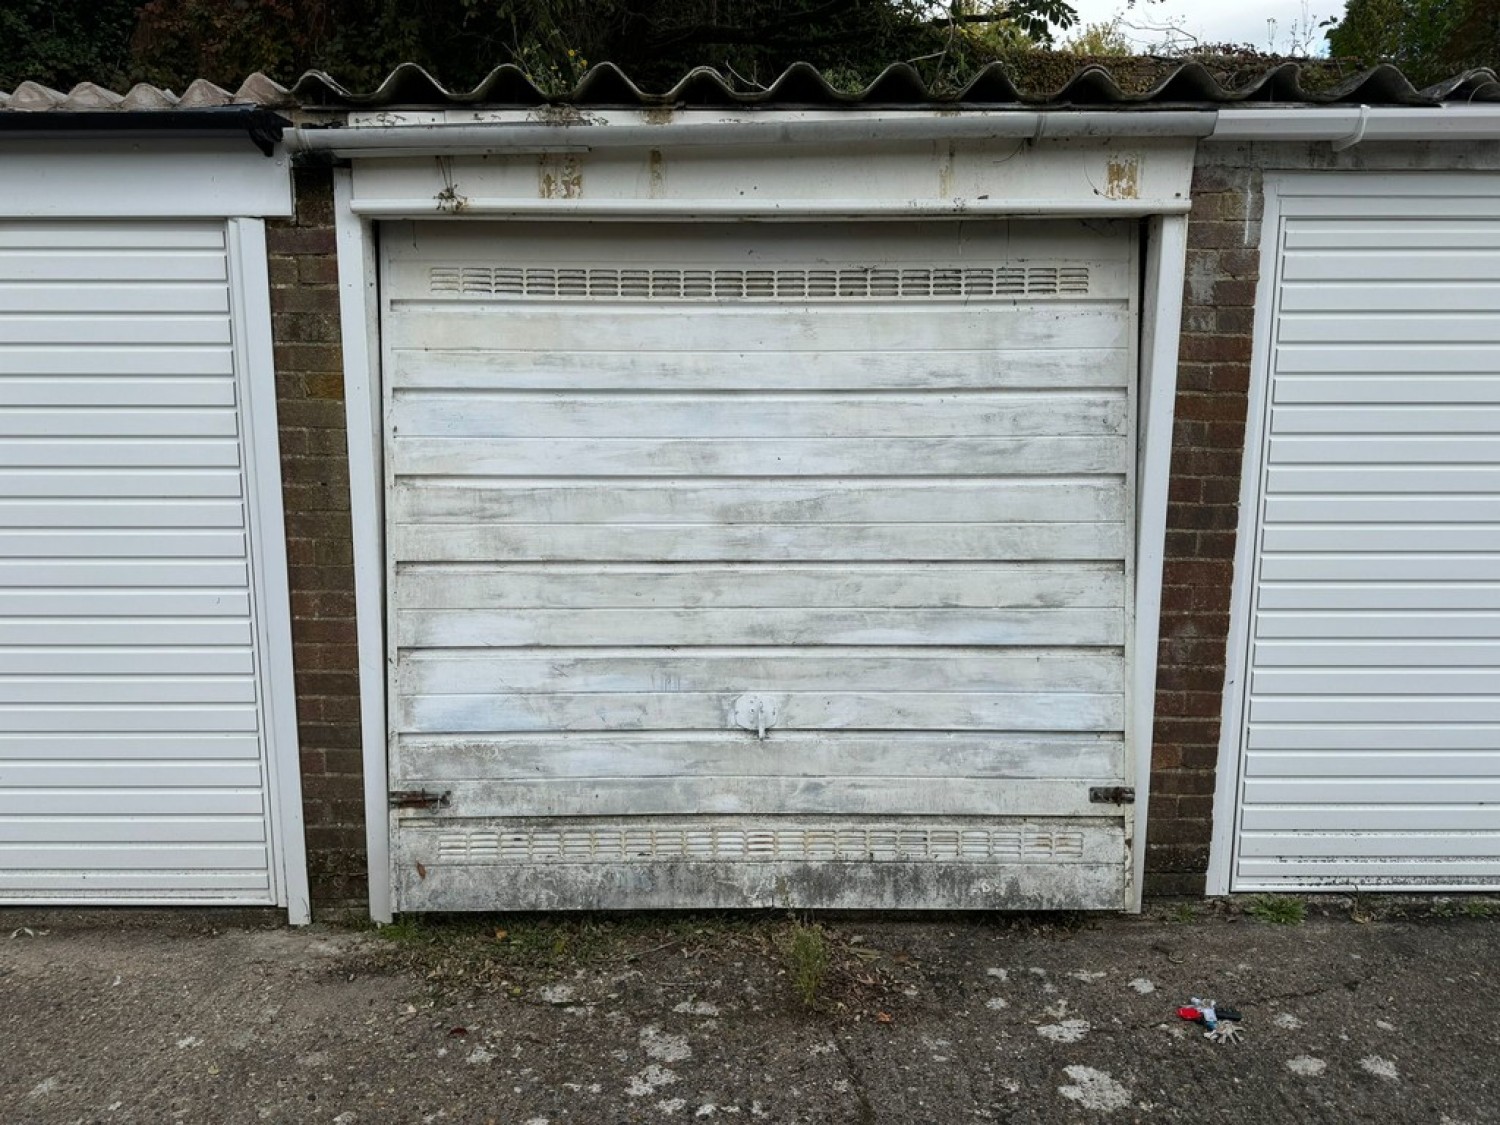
[1,901,1495,1123]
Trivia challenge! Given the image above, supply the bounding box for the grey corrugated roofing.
[3,61,1498,113]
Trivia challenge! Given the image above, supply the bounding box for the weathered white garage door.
[0,222,283,903]
[384,220,1137,910]
[1228,177,1500,890]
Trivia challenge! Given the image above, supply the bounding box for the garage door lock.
[1089,786,1135,805]
[389,789,452,810]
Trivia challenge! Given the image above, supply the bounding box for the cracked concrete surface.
[1,907,1497,1123]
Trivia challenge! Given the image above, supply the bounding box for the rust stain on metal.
[937,141,956,199]
[539,153,584,199]
[1103,154,1141,200]
[642,107,675,126]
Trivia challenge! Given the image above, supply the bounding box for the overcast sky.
[1068,0,1345,54]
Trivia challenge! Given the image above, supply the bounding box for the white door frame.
[0,145,308,922]
[333,136,1193,921]
[1205,170,1500,895]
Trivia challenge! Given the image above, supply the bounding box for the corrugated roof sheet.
[3,61,1498,113]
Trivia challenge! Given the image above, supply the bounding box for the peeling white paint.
[641,1025,692,1063]
[1286,1056,1326,1077]
[626,1065,678,1097]
[1037,1019,1090,1043]
[1361,1056,1400,1081]
[1058,1066,1130,1112]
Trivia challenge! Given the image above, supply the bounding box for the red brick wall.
[1146,161,1264,894]
[268,167,367,909]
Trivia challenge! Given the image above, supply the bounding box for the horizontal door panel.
[1278,315,1500,345]
[0,704,259,733]
[0,816,266,843]
[1256,583,1500,611]
[1278,282,1500,313]
[0,469,242,499]
[399,649,1125,696]
[0,789,261,815]
[0,408,237,438]
[1253,669,1500,695]
[1242,806,1500,831]
[1250,697,1500,723]
[385,305,1131,354]
[0,251,226,282]
[411,777,1117,819]
[0,440,239,469]
[0,499,244,528]
[393,522,1127,563]
[1258,555,1500,582]
[391,393,1128,440]
[0,619,252,645]
[1281,250,1500,282]
[0,560,248,588]
[402,691,1124,734]
[395,731,1124,781]
[0,843,268,870]
[395,563,1126,611]
[1271,405,1500,434]
[1275,345,1500,375]
[1249,724,1500,751]
[0,530,245,558]
[0,378,235,407]
[1245,751,1500,777]
[1254,640,1500,667]
[398,607,1125,648]
[1262,528,1500,552]
[0,284,228,315]
[393,436,1130,477]
[1243,777,1500,803]
[0,346,233,377]
[0,733,260,760]
[0,760,264,786]
[0,676,256,705]
[391,347,1131,391]
[1266,465,1500,493]
[0,225,225,250]
[395,480,1127,527]
[1272,375,1500,405]
[1236,858,1500,879]
[1238,832,1500,858]
[0,315,230,346]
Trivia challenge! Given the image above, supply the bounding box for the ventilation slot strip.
[434,824,1088,865]
[428,264,1092,301]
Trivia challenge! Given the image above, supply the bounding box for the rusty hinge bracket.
[1089,786,1136,805]
[389,789,451,811]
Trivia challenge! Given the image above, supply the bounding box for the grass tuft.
[1246,895,1306,926]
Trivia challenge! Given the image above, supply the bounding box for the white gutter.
[285,109,1217,157]
[1210,104,1500,146]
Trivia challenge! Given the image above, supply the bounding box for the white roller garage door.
[383,219,1138,910]
[0,221,290,904]
[1225,175,1500,890]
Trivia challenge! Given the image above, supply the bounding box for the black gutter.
[0,107,290,156]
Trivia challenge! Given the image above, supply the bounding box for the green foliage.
[1326,0,1499,87]
[782,918,830,1007]
[1,1,1081,95]
[1246,895,1307,926]
[0,0,140,89]
[1063,18,1133,56]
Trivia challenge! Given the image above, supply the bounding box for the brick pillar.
[267,167,367,910]
[1146,163,1263,895]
